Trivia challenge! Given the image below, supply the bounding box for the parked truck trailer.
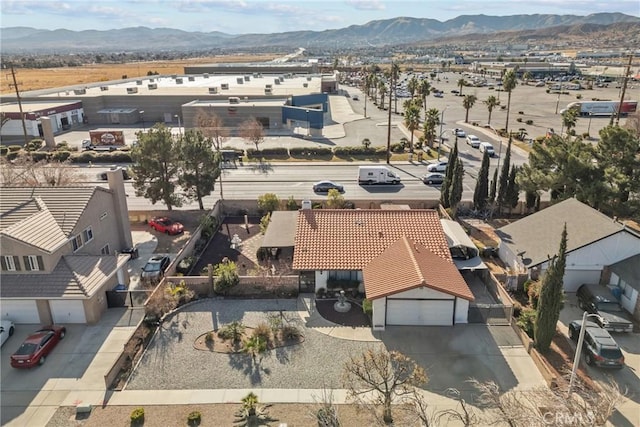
[561,100,638,117]
[83,130,126,151]
[357,166,401,185]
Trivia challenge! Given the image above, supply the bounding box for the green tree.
[496,137,512,213]
[342,349,427,425]
[422,108,441,148]
[407,75,419,99]
[326,189,346,208]
[131,124,182,210]
[457,78,466,96]
[257,193,280,213]
[473,151,490,210]
[419,79,432,120]
[534,224,568,352]
[561,108,578,136]
[502,70,518,134]
[177,130,221,210]
[286,196,298,210]
[403,99,421,151]
[522,71,533,85]
[391,63,401,113]
[440,141,459,208]
[214,261,239,295]
[505,165,520,214]
[378,80,388,110]
[449,158,464,216]
[484,95,500,125]
[489,167,498,203]
[462,94,477,123]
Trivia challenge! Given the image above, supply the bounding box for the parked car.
[466,135,481,148]
[422,172,445,185]
[568,320,625,369]
[0,320,15,347]
[426,161,447,173]
[141,255,171,284]
[433,92,444,98]
[479,142,495,157]
[148,217,185,235]
[453,128,466,138]
[313,180,344,193]
[97,166,131,181]
[10,326,66,368]
[576,284,633,333]
[351,95,359,101]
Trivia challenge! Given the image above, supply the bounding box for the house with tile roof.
[292,209,474,330]
[0,171,133,324]
[496,198,640,293]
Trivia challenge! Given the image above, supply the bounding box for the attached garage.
[50,300,87,324]
[386,298,454,326]
[1,300,40,324]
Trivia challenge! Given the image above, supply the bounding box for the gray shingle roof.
[2,201,67,252]
[261,211,297,247]
[496,198,626,268]
[0,254,129,298]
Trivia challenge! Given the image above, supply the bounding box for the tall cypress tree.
[497,137,512,213]
[489,167,498,203]
[534,224,568,352]
[440,141,458,208]
[449,158,464,216]
[505,165,520,215]
[474,151,490,210]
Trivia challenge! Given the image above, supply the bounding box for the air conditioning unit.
[126,87,138,94]
[209,87,218,94]
[148,83,158,90]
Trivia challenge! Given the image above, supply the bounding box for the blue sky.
[2,0,638,34]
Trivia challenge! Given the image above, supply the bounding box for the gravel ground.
[126,299,384,390]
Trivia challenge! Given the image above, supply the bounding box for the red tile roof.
[292,209,451,271]
[363,236,474,301]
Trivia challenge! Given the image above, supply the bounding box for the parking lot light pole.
[586,112,593,138]
[139,110,145,130]
[174,114,182,137]
[568,311,600,396]
[437,106,447,161]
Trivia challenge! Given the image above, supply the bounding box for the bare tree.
[342,348,427,424]
[239,117,265,151]
[308,389,341,427]
[0,157,83,187]
[194,108,229,151]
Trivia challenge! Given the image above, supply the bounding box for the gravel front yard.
[126,299,384,390]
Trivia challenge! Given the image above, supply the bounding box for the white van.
[466,134,481,148]
[358,166,401,185]
[479,142,495,157]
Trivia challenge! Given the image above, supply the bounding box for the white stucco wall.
[455,298,470,323]
[372,298,386,330]
[314,270,327,292]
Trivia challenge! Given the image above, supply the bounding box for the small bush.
[256,247,270,262]
[259,212,271,234]
[362,299,373,316]
[517,308,536,338]
[316,287,326,298]
[390,142,405,153]
[286,196,298,210]
[246,147,288,158]
[525,119,534,125]
[26,139,43,151]
[30,152,49,162]
[252,322,272,342]
[0,145,7,156]
[51,151,72,161]
[516,118,523,122]
[576,94,582,99]
[218,321,245,343]
[280,324,301,340]
[130,407,145,424]
[518,111,524,115]
[7,145,22,153]
[205,331,214,343]
[187,411,202,426]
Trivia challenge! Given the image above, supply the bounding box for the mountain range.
[2,13,639,54]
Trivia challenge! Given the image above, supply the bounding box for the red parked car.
[10,326,66,368]
[148,217,184,235]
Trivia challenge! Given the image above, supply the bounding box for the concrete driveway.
[559,293,640,426]
[127,298,544,401]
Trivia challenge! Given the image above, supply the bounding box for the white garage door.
[563,270,602,292]
[50,300,86,324]
[1,300,40,324]
[386,299,454,326]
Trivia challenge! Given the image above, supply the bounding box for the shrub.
[7,145,22,153]
[213,261,239,294]
[289,147,332,157]
[0,145,7,156]
[582,132,590,139]
[252,322,272,343]
[130,407,145,425]
[517,308,536,338]
[51,151,72,161]
[256,247,270,262]
[391,142,405,153]
[285,196,298,210]
[334,146,377,157]
[205,331,215,343]
[518,111,524,115]
[525,119,534,125]
[516,118,523,122]
[280,324,301,341]
[362,299,373,316]
[246,147,288,158]
[187,411,202,426]
[576,94,582,99]
[218,321,245,343]
[316,287,326,298]
[55,142,69,150]
[30,151,49,162]
[257,193,280,213]
[177,256,195,274]
[259,212,271,234]
[26,139,43,151]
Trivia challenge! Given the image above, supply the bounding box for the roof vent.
[301,200,312,210]
[378,231,383,238]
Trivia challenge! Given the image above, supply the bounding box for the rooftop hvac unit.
[126,87,138,94]
[265,84,272,89]
[244,75,250,81]
[221,83,229,90]
[100,86,109,91]
[176,78,183,84]
[303,83,308,88]
[279,76,285,82]
[209,87,219,94]
[149,78,155,82]
[188,76,195,81]
[171,74,177,79]
[148,83,158,90]
[136,80,142,85]
[236,77,244,84]
[74,89,86,95]
[228,97,240,104]
[301,200,312,210]
[203,73,209,79]
[307,76,312,81]
[274,79,280,85]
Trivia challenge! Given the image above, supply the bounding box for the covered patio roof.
[261,211,297,248]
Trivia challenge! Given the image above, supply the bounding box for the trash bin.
[113,284,127,291]
[122,247,139,259]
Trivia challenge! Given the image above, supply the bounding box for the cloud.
[345,0,385,11]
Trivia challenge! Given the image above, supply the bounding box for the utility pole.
[8,64,29,145]
[386,62,394,164]
[615,53,633,127]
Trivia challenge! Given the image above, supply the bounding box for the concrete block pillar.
[40,116,56,148]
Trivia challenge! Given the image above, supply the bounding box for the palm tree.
[419,79,431,120]
[457,78,466,96]
[378,81,387,110]
[462,94,477,123]
[422,108,441,148]
[483,95,500,125]
[561,109,578,137]
[391,63,401,113]
[407,76,419,99]
[502,69,518,134]
[403,99,421,151]
[523,71,533,85]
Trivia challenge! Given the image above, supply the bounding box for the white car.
[426,161,448,173]
[0,320,15,347]
[453,128,466,138]
[466,134,481,148]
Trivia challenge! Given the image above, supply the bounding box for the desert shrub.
[362,299,373,316]
[218,321,245,343]
[213,261,239,295]
[0,145,7,156]
[334,146,376,157]
[525,119,534,125]
[280,324,301,340]
[576,94,582,99]
[285,196,298,210]
[252,322,272,343]
[259,212,271,234]
[187,411,202,426]
[26,139,43,151]
[516,117,523,122]
[517,308,536,338]
[256,247,270,262]
[55,141,69,149]
[390,142,405,153]
[246,147,288,158]
[130,407,145,424]
[289,146,332,157]
[518,111,524,115]
[30,152,49,162]
[7,145,22,153]
[205,331,215,343]
[51,151,72,161]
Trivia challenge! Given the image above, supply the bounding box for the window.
[82,227,94,243]
[1,256,20,272]
[23,255,44,271]
[72,235,82,251]
[100,212,108,221]
[101,244,110,255]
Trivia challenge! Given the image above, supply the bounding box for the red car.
[10,326,66,368]
[148,217,184,235]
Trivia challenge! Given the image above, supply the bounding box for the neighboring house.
[604,254,640,321]
[0,171,133,324]
[292,209,474,330]
[496,198,640,293]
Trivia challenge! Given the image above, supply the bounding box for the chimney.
[106,170,133,249]
[301,200,312,210]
